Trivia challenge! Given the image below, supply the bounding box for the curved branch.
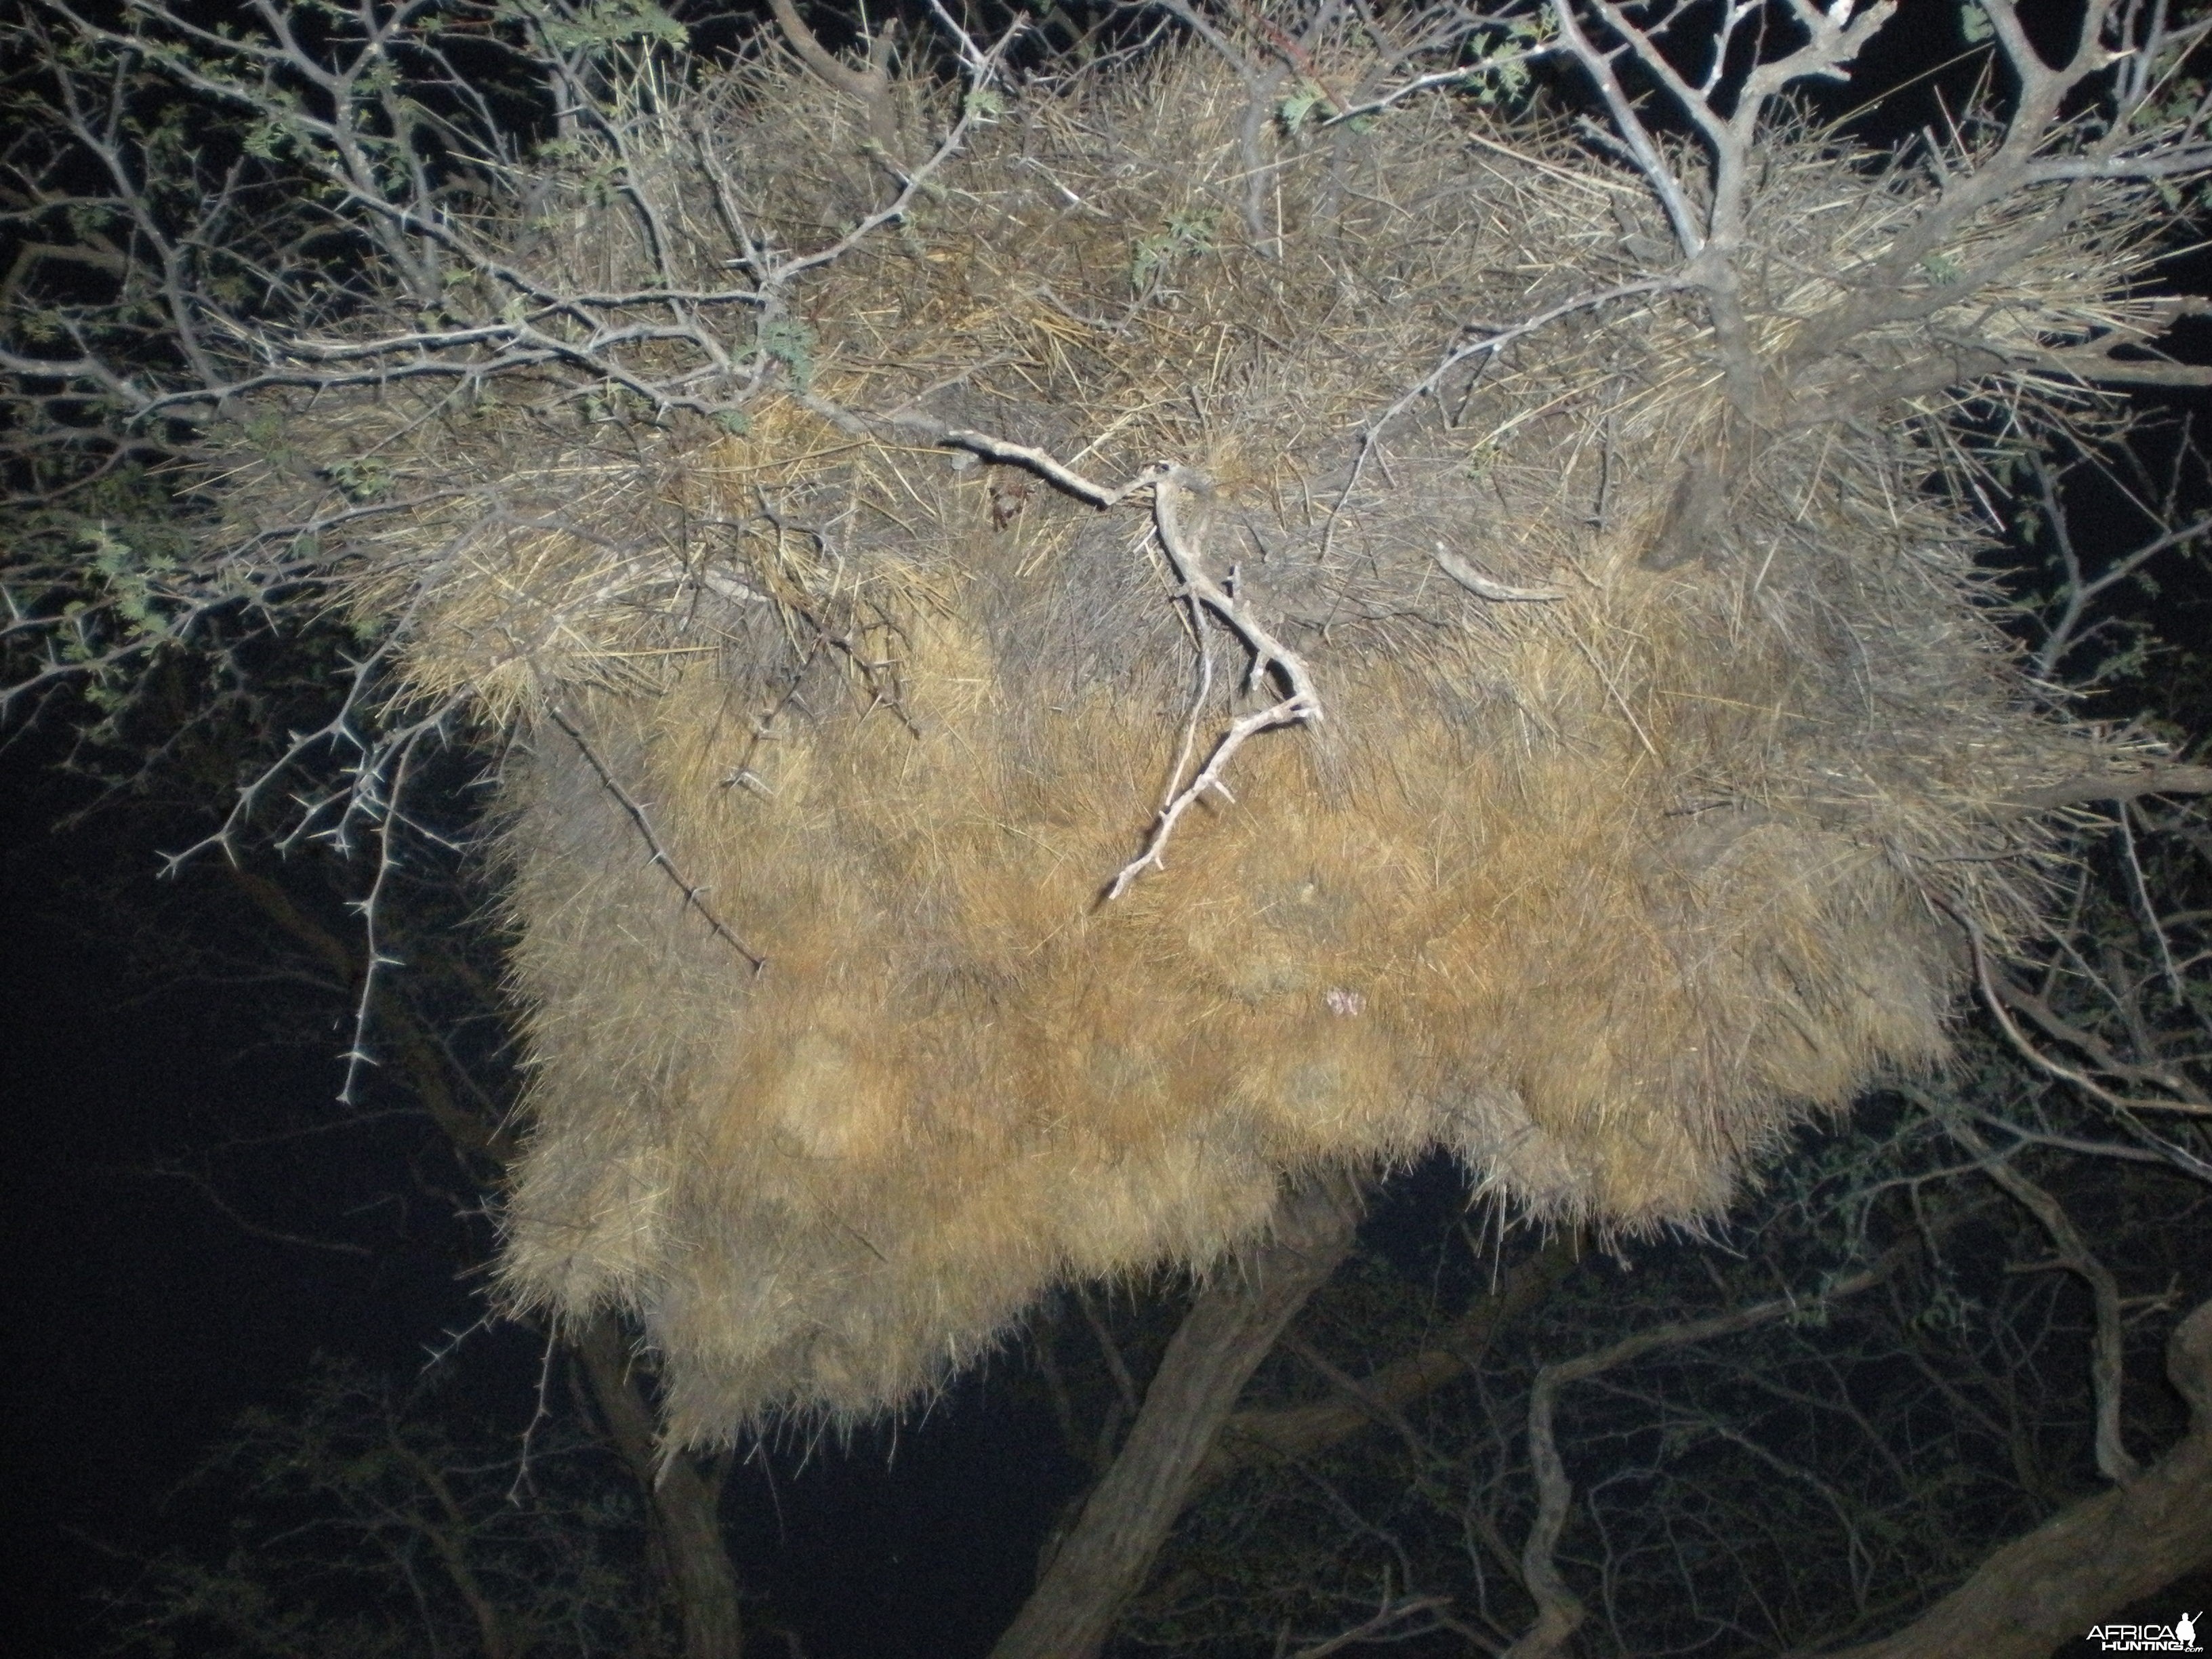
[1506,1245,1914,1658]
[764,0,895,145]
[1197,1234,1582,1490]
[2011,764,2212,814]
[1809,1298,2212,1659]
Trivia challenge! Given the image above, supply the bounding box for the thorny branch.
[1,0,1020,689]
[2,0,1024,1075]
[546,705,767,972]
[1967,909,2212,1187]
[1547,0,2212,419]
[1107,466,1323,899]
[11,0,2212,934]
[1334,274,1675,540]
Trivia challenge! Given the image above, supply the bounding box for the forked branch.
[803,398,1328,899]
[1105,466,1323,899]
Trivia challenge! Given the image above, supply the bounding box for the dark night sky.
[6,764,333,1652]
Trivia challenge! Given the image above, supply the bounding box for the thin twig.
[546,705,766,972]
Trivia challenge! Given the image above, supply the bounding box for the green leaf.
[324,457,394,502]
[758,316,817,390]
[1277,81,1327,135]
[1130,209,1219,293]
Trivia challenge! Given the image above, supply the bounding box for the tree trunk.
[1814,1296,2212,1659]
[990,1171,1364,1659]
[575,1313,747,1659]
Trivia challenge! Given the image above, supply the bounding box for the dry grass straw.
[227,41,2159,1438]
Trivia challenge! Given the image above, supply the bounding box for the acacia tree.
[7,1,2212,1656]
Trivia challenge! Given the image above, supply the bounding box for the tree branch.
[1196,1233,1581,1490]
[991,1172,1365,1659]
[573,1315,746,1659]
[1809,1298,2212,1659]
[1506,1244,1914,1658]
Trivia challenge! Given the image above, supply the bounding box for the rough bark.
[989,1171,1366,1659]
[575,1313,747,1659]
[1814,1296,2212,1659]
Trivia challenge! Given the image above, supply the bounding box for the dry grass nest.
[218,41,2167,1439]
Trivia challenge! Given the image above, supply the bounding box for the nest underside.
[218,47,2160,1436]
